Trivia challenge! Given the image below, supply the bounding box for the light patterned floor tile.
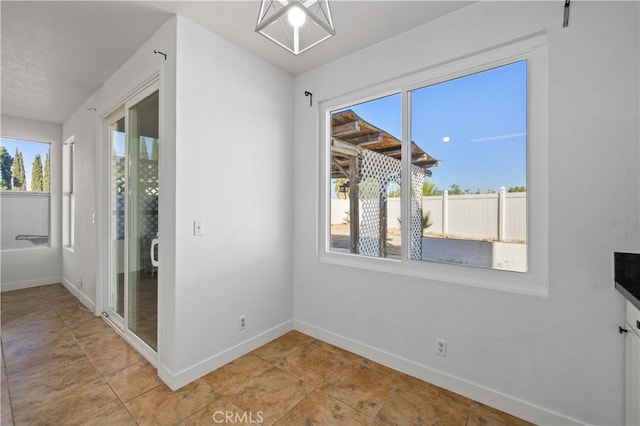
[12,378,120,425]
[376,383,470,426]
[0,290,533,426]
[252,331,314,363]
[469,402,533,426]
[0,307,61,331]
[202,353,271,394]
[1,313,66,339]
[1,286,44,301]
[125,379,218,425]
[2,327,78,365]
[7,348,101,406]
[77,329,145,375]
[274,390,372,426]
[179,396,257,426]
[1,356,13,426]
[320,362,400,417]
[274,341,346,386]
[81,403,137,426]
[227,366,313,425]
[103,361,164,402]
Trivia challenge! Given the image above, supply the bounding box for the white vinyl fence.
[1,192,50,250]
[331,189,526,243]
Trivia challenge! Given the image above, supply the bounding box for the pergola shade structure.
[330,110,439,258]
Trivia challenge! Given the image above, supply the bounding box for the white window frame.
[318,34,549,296]
[62,136,75,250]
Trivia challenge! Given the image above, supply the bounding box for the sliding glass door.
[107,85,159,353]
[109,115,126,319]
[127,90,159,350]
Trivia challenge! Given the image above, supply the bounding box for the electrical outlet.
[436,338,447,357]
[76,277,83,289]
[239,315,247,330]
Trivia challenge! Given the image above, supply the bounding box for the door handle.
[150,238,159,267]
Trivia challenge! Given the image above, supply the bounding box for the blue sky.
[112,131,157,159]
[1,137,51,190]
[341,60,527,193]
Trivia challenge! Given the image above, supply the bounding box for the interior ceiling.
[1,1,473,125]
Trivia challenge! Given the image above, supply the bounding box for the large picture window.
[409,61,527,272]
[329,93,405,260]
[0,137,51,250]
[322,36,548,293]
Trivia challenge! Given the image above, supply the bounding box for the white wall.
[60,13,293,390]
[293,2,639,425]
[162,16,294,387]
[1,115,62,290]
[62,17,177,310]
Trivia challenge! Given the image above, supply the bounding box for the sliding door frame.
[96,73,160,367]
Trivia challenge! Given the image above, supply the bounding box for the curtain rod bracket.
[154,49,167,61]
[563,0,571,28]
[305,91,313,107]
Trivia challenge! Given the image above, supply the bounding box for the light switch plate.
[193,220,204,236]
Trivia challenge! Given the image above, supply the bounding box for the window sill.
[2,245,53,253]
[318,250,548,298]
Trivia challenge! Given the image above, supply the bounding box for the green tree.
[421,210,433,230]
[140,140,149,160]
[448,183,462,195]
[387,188,400,198]
[333,178,349,199]
[508,186,526,193]
[12,150,26,191]
[151,140,159,161]
[358,178,382,199]
[422,181,439,196]
[43,151,50,191]
[388,184,401,198]
[0,146,13,190]
[31,154,43,191]
[397,210,432,231]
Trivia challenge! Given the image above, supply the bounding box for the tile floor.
[1,284,532,425]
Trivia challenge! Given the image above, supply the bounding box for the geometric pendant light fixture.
[256,0,335,55]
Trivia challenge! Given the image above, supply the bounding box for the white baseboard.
[158,320,293,391]
[294,319,582,426]
[1,276,61,292]
[61,278,96,313]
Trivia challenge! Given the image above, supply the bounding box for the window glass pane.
[70,143,75,194]
[329,94,404,259]
[63,139,75,248]
[63,193,70,247]
[410,61,527,272]
[70,193,75,247]
[63,144,70,193]
[0,138,51,249]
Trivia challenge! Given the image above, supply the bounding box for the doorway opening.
[100,81,159,361]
